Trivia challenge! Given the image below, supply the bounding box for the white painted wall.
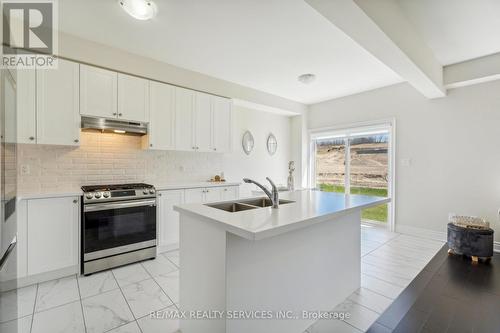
[308,80,500,241]
[223,107,292,197]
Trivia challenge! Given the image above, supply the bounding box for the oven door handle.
[84,199,156,212]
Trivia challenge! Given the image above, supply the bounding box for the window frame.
[309,118,396,231]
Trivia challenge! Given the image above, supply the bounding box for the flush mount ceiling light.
[118,0,157,20]
[297,73,316,84]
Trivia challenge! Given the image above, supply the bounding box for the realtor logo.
[1,0,57,68]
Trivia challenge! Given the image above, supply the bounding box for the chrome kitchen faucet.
[243,177,279,209]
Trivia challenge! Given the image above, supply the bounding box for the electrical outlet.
[20,164,30,176]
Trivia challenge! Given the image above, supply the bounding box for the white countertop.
[18,181,241,200]
[174,189,390,241]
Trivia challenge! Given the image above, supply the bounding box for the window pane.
[315,138,345,193]
[349,134,389,222]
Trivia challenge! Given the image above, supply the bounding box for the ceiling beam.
[305,0,446,99]
[444,52,500,89]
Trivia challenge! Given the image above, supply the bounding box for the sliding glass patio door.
[311,124,393,228]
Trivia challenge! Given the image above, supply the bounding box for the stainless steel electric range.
[81,183,157,275]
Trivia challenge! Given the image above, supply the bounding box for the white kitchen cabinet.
[174,87,195,151]
[144,81,175,150]
[204,187,222,203]
[184,186,238,203]
[212,96,232,153]
[118,73,150,123]
[27,197,79,276]
[157,190,184,250]
[194,92,213,152]
[221,186,238,200]
[80,64,117,119]
[36,59,80,146]
[16,69,36,144]
[157,185,239,252]
[184,187,205,203]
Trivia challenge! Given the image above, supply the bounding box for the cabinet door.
[80,64,117,119]
[118,73,149,122]
[212,96,232,153]
[184,188,205,203]
[174,87,195,151]
[147,81,175,150]
[194,92,213,152]
[158,190,184,248]
[17,69,36,144]
[221,186,238,200]
[27,197,79,276]
[36,59,80,146]
[204,187,222,203]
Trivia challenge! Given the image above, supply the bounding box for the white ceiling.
[397,0,500,66]
[58,0,402,104]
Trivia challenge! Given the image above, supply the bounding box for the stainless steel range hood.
[81,117,148,135]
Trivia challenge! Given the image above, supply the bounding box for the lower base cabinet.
[158,185,239,250]
[157,190,184,251]
[27,197,80,276]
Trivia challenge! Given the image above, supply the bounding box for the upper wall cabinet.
[118,73,150,123]
[194,92,213,152]
[212,96,232,153]
[80,64,117,119]
[17,69,36,144]
[144,81,175,150]
[36,59,80,146]
[175,87,195,151]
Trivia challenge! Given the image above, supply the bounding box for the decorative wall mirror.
[267,133,278,155]
[242,130,255,155]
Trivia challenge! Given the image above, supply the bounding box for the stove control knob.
[149,189,155,194]
[94,192,102,199]
[85,193,94,199]
[143,190,149,195]
[103,192,110,198]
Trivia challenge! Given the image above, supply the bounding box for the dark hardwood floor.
[367,245,500,333]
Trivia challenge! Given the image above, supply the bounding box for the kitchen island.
[174,189,390,333]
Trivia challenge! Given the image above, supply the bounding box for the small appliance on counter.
[81,183,157,275]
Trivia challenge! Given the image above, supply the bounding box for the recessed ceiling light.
[298,73,316,84]
[118,0,157,21]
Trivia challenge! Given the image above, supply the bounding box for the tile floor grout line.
[345,297,387,316]
[101,320,140,333]
[29,283,39,333]
[75,274,88,333]
[361,263,415,285]
[150,273,177,309]
[358,282,401,301]
[110,269,142,328]
[162,251,180,268]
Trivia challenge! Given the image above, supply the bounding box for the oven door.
[83,198,156,260]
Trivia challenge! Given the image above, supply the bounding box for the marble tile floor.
[0,225,444,333]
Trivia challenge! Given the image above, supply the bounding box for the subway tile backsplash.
[18,131,223,193]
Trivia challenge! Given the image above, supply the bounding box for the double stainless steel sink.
[206,197,295,212]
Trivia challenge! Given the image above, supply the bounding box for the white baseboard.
[158,243,179,254]
[396,224,500,253]
[0,266,78,292]
[395,224,447,242]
